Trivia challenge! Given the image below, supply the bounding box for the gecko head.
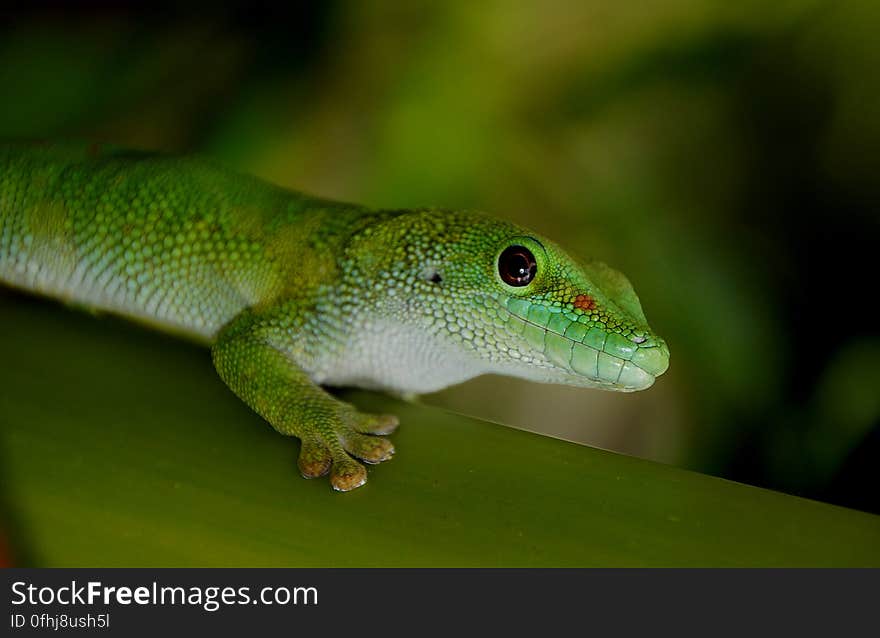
[351,209,669,392]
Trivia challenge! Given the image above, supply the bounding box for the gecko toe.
[349,412,400,435]
[330,458,368,492]
[297,438,332,478]
[342,431,395,464]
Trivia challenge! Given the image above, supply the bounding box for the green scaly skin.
[0,141,669,491]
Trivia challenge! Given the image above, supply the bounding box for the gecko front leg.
[211,309,398,491]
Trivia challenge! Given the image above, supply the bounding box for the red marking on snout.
[573,294,596,311]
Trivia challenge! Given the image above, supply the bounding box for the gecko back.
[0,142,355,340]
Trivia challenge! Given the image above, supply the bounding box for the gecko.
[0,141,669,491]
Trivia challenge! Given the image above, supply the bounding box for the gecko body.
[0,142,669,490]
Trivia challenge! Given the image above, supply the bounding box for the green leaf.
[1,291,878,566]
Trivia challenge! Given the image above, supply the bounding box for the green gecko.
[0,141,669,491]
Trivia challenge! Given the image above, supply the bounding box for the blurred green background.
[1,0,878,520]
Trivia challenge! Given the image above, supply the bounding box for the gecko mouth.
[497,298,669,391]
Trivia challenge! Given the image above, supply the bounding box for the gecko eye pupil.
[498,245,537,287]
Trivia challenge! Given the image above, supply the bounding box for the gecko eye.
[498,245,537,287]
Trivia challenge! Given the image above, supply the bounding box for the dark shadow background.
[1,1,877,517]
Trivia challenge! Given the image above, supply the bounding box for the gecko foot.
[297,409,398,491]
